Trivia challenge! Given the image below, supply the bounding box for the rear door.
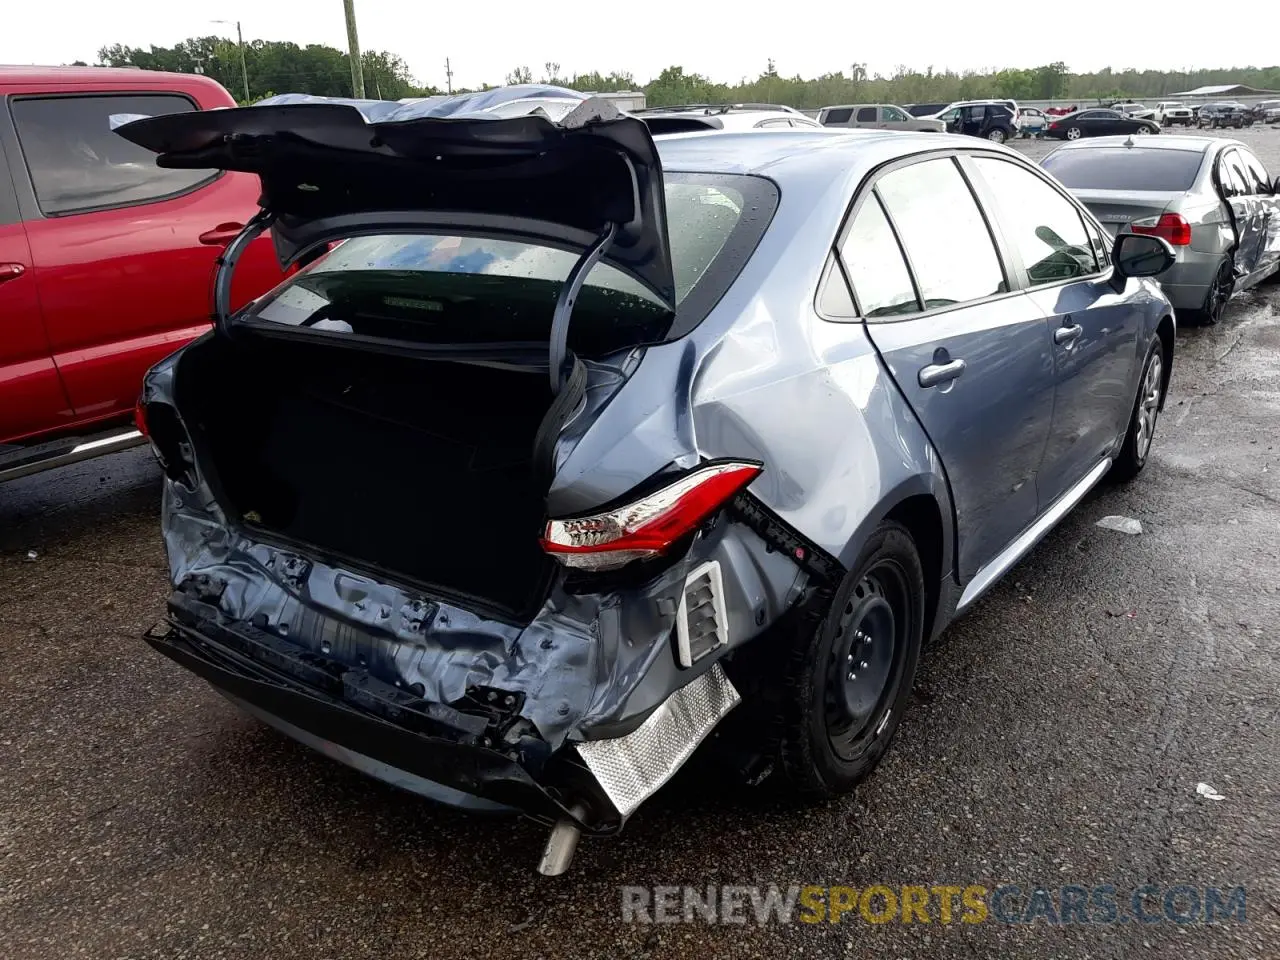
[854,106,878,129]
[842,154,1056,581]
[0,122,72,443]
[6,88,284,428]
[967,155,1140,504]
[1216,147,1266,278]
[1235,147,1280,278]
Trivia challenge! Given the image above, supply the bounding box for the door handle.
[0,262,25,284]
[1054,323,1083,345]
[918,358,966,388]
[198,222,246,246]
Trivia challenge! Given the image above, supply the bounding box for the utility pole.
[343,0,365,98]
[211,20,250,103]
[445,57,453,94]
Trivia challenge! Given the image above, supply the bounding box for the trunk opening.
[175,334,557,618]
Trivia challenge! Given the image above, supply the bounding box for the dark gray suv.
[119,88,1178,874]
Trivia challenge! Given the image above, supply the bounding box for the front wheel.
[1135,125,1151,135]
[1111,342,1166,483]
[773,522,925,799]
[1065,126,1083,140]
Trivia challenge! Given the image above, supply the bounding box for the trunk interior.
[174,334,556,618]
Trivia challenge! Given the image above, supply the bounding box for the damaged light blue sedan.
[118,85,1178,874]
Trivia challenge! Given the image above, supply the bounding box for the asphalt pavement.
[2,129,1279,960]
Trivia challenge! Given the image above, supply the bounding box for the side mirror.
[1111,233,1176,287]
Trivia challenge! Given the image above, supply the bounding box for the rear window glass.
[11,94,215,215]
[243,173,777,356]
[1042,149,1205,192]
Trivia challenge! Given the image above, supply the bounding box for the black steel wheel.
[774,521,925,799]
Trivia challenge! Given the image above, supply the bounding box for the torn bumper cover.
[148,592,740,831]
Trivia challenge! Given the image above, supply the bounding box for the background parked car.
[1256,100,1280,123]
[0,66,286,482]
[635,104,821,133]
[1155,101,1195,126]
[1111,101,1157,121]
[1196,103,1253,129]
[905,101,950,118]
[1044,108,1162,140]
[1016,107,1050,137]
[817,103,946,132]
[935,101,1018,142]
[1042,135,1280,324]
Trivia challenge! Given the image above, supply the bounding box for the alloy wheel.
[824,562,909,761]
[1066,127,1082,140]
[987,128,1007,143]
[1135,125,1151,135]
[1205,263,1232,324]
[1135,351,1163,462]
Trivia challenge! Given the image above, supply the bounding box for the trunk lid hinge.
[212,209,277,335]
[548,222,618,394]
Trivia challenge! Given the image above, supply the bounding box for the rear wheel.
[1111,342,1165,483]
[1195,260,1234,326]
[1065,126,1083,140]
[773,522,925,799]
[987,127,1008,143]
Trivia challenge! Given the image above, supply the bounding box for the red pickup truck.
[0,66,285,481]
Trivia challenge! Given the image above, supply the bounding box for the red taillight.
[1131,212,1191,246]
[540,461,763,571]
[134,399,149,438]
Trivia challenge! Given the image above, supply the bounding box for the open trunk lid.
[114,89,676,311]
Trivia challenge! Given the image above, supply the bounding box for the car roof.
[655,127,962,180]
[1048,134,1226,154]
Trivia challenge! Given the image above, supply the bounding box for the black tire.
[1111,341,1165,483]
[773,522,925,800]
[986,127,1008,143]
[1194,259,1234,326]
[1065,126,1083,140]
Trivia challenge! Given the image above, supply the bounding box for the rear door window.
[1042,148,1205,191]
[1217,150,1249,198]
[856,107,877,123]
[972,157,1099,285]
[875,157,1007,309]
[1237,149,1273,195]
[10,94,215,216]
[837,195,918,318]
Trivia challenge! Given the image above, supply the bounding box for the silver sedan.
[1042,135,1280,323]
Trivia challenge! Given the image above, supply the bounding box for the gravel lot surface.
[2,126,1279,959]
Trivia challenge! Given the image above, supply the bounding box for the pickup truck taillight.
[540,461,763,571]
[1131,213,1192,246]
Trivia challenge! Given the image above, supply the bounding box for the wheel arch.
[1155,313,1175,410]
[838,476,955,645]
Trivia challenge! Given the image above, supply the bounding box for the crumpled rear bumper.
[146,606,619,832]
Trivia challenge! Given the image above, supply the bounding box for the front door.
[841,155,1056,581]
[879,105,913,131]
[966,156,1143,504]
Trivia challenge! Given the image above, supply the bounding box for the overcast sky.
[4,0,1269,91]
